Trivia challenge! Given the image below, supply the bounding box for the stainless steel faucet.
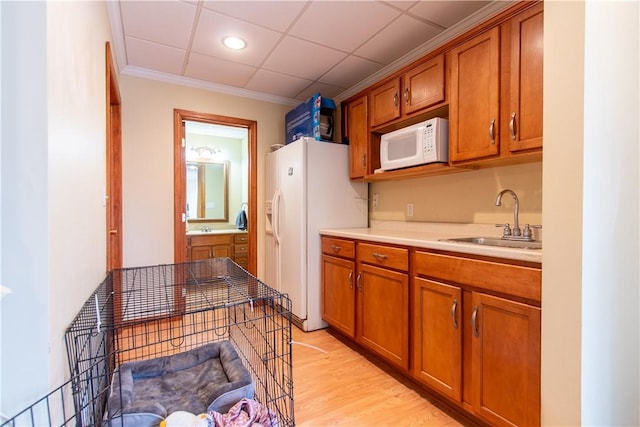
[495,189,521,238]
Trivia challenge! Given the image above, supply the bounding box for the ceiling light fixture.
[222,36,246,50]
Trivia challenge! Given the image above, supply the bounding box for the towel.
[235,209,247,230]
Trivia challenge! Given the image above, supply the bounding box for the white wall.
[541,2,585,424]
[0,1,50,415]
[581,1,639,424]
[119,75,291,278]
[542,1,640,425]
[1,0,112,416]
[46,0,113,390]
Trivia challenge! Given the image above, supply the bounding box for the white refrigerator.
[265,137,368,331]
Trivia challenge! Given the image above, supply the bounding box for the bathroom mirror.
[186,161,229,222]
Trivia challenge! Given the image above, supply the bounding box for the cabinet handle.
[361,154,366,169]
[472,306,479,337]
[404,88,410,105]
[489,119,496,144]
[331,245,342,253]
[348,270,353,289]
[372,252,388,261]
[451,299,458,329]
[393,92,398,108]
[509,112,517,140]
[356,272,363,291]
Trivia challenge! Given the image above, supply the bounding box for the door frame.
[106,41,122,271]
[173,109,257,275]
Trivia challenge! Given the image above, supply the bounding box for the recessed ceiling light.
[222,36,246,50]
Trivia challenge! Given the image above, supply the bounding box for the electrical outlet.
[372,193,379,207]
[406,203,414,217]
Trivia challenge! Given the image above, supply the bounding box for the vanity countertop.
[187,229,247,236]
[320,221,542,264]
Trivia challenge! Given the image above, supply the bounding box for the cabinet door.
[508,3,544,152]
[346,95,369,179]
[412,278,462,401]
[449,27,501,162]
[212,245,231,258]
[356,263,409,371]
[402,54,445,115]
[370,79,401,127]
[471,292,541,427]
[191,245,212,260]
[321,255,356,338]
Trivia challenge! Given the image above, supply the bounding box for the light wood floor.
[291,326,468,427]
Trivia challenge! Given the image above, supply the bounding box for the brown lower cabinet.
[356,242,410,372]
[187,232,248,267]
[413,278,463,401]
[233,233,249,269]
[321,237,357,338]
[414,250,541,427]
[321,235,541,427]
[466,291,541,427]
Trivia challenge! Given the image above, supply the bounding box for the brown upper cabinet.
[370,54,446,129]
[345,95,370,179]
[508,3,544,153]
[448,27,501,162]
[341,1,543,181]
[449,2,543,164]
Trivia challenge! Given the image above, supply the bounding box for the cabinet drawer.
[321,237,355,259]
[234,233,248,244]
[358,243,408,271]
[189,234,233,246]
[234,255,248,269]
[234,243,248,255]
[414,251,541,302]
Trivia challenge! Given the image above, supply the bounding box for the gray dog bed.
[107,341,254,427]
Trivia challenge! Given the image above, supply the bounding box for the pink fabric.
[208,398,279,427]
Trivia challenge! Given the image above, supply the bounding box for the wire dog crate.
[2,258,294,427]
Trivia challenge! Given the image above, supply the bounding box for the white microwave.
[379,118,448,171]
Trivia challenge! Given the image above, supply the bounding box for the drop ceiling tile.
[320,56,384,89]
[201,1,306,32]
[355,15,442,64]
[382,1,420,12]
[125,37,186,75]
[289,1,400,53]
[191,8,282,67]
[244,69,312,99]
[409,1,491,28]
[185,52,257,87]
[263,36,347,81]
[120,1,196,49]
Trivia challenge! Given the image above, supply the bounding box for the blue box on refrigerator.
[285,93,336,144]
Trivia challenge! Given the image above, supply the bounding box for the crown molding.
[120,66,300,106]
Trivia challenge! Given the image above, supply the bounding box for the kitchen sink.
[440,236,542,250]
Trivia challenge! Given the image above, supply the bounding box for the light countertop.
[187,229,247,236]
[320,221,542,264]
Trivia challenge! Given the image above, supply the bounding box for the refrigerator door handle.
[272,189,281,244]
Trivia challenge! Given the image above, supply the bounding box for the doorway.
[106,41,122,271]
[173,109,257,275]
